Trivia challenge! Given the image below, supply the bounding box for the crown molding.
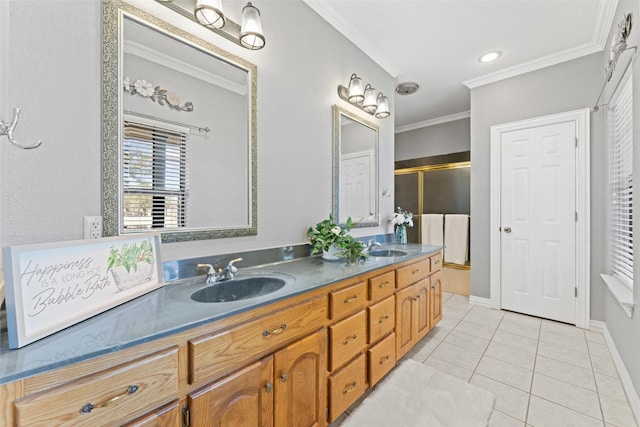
[123,40,246,96]
[463,0,618,89]
[302,0,402,77]
[395,111,470,134]
[462,42,602,89]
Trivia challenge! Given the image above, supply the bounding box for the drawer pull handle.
[378,315,389,323]
[265,382,273,393]
[80,385,138,413]
[343,381,357,394]
[344,295,358,303]
[379,354,390,364]
[262,323,287,337]
[412,269,420,274]
[280,373,288,383]
[343,334,358,345]
[378,281,390,289]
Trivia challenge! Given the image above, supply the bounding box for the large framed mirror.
[332,105,379,227]
[102,0,257,243]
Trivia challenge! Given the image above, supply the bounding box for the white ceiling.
[304,0,617,131]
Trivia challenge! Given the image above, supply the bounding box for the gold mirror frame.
[102,0,257,242]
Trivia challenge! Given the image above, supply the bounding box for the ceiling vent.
[395,81,420,95]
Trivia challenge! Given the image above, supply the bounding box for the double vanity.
[0,243,442,426]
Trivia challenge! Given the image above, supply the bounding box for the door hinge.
[575,211,578,222]
[182,405,190,427]
[575,287,578,298]
[326,408,329,422]
[575,137,578,148]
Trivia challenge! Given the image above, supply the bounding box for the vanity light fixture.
[338,74,391,119]
[156,0,266,50]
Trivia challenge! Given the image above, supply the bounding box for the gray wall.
[600,0,640,400]
[470,0,640,395]
[395,118,470,161]
[0,0,396,261]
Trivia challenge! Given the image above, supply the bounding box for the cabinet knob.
[262,323,287,337]
[280,373,288,383]
[265,383,273,393]
[343,334,358,345]
[343,295,358,303]
[343,381,357,394]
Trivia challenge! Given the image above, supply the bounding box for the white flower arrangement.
[391,206,413,227]
[124,76,194,112]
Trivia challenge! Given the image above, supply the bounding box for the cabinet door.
[415,278,430,341]
[430,270,443,327]
[395,284,416,359]
[274,330,327,427]
[123,400,181,427]
[188,356,274,427]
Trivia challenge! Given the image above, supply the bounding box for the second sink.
[190,277,287,303]
[368,249,408,257]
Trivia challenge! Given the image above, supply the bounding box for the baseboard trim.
[590,320,640,424]
[469,295,492,308]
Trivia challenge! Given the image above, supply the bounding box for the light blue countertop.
[0,244,441,385]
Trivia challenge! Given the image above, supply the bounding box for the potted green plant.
[306,214,367,264]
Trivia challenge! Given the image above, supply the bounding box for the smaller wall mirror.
[333,105,379,227]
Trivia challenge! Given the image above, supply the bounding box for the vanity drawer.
[14,346,179,427]
[396,259,430,289]
[368,332,396,387]
[328,281,366,320]
[329,310,367,371]
[368,271,395,302]
[328,353,367,423]
[189,295,326,385]
[367,295,395,344]
[430,252,443,272]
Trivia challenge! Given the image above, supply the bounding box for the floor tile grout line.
[523,316,542,425]
[584,328,608,424]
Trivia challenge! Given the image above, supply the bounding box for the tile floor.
[332,292,639,427]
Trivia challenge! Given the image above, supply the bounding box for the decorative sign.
[2,234,163,349]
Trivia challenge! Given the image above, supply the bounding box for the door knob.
[504,227,512,233]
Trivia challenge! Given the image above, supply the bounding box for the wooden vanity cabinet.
[188,329,326,427]
[1,251,443,427]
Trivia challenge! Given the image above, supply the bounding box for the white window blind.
[608,73,633,289]
[123,120,189,231]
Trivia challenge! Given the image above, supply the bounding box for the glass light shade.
[240,2,265,50]
[347,74,364,103]
[375,93,390,119]
[195,0,226,29]
[362,85,378,114]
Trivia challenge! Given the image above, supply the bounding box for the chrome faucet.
[197,257,243,284]
[366,239,382,252]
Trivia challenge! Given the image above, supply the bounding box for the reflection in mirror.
[332,105,379,227]
[102,1,257,242]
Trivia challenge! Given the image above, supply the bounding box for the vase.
[322,244,341,261]
[395,225,407,244]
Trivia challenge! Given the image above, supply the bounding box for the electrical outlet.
[84,216,103,239]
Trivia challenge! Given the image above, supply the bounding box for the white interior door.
[500,121,576,324]
[340,151,373,223]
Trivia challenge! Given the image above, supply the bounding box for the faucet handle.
[197,263,215,274]
[226,257,243,272]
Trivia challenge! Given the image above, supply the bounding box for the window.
[122,119,189,231]
[608,72,633,289]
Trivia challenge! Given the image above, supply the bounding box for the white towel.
[444,214,469,265]
[421,214,444,246]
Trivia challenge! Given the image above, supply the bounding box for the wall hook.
[0,108,42,150]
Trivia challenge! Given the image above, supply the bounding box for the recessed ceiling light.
[478,51,502,63]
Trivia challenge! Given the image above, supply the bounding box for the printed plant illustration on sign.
[107,239,155,291]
